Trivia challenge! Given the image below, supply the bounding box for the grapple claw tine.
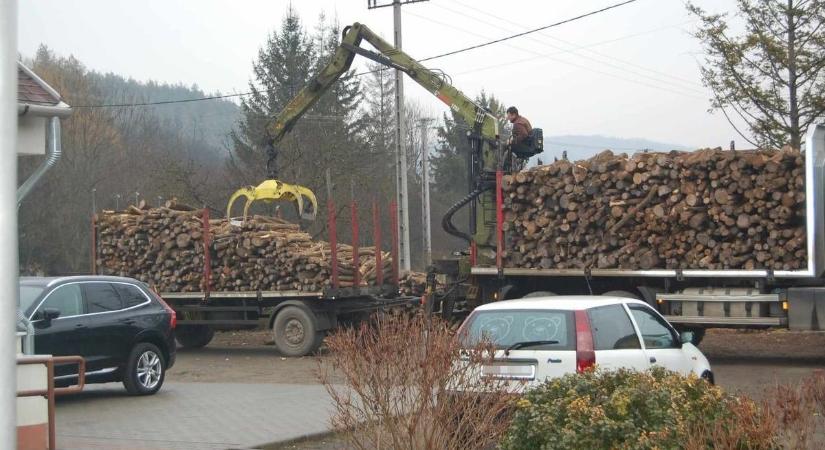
[225,179,318,222]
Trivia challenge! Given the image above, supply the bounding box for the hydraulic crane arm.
[269,22,500,148]
[234,21,538,260]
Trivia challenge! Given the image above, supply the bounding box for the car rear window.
[463,309,575,351]
[114,283,149,308]
[587,304,641,350]
[83,283,124,313]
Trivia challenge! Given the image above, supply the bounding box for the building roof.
[17,61,71,114]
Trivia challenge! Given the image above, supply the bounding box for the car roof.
[19,275,143,288]
[473,296,649,312]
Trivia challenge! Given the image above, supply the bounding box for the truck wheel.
[175,325,215,349]
[602,290,639,299]
[273,306,323,357]
[522,291,556,298]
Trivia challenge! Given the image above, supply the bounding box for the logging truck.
[208,22,825,345]
[100,22,825,355]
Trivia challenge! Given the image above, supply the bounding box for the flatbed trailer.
[92,193,419,357]
[162,286,417,356]
[439,124,825,340]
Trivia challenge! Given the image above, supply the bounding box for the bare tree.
[688,0,825,149]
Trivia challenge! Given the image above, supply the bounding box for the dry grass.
[685,370,825,449]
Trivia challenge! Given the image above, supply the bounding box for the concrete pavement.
[55,382,334,450]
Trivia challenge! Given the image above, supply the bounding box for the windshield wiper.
[504,340,559,355]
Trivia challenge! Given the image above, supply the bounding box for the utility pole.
[419,119,433,266]
[368,0,428,272]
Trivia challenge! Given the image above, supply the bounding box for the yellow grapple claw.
[227,179,318,221]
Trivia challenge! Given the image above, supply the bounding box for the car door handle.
[120,319,136,325]
[74,324,86,329]
[547,358,562,364]
[649,357,657,363]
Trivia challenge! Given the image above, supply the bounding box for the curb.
[244,429,341,450]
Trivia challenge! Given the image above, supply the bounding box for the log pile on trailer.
[502,147,806,270]
[95,202,393,292]
[399,272,427,296]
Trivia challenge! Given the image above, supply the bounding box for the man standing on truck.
[506,106,533,156]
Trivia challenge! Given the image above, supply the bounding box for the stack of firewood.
[399,272,427,296]
[96,201,393,292]
[502,147,806,271]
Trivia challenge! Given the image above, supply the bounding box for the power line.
[427,3,705,94]
[73,0,641,109]
[448,0,702,89]
[404,8,706,100]
[415,0,642,62]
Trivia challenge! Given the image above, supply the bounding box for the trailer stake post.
[201,208,212,296]
[373,198,383,286]
[496,170,503,274]
[351,200,360,287]
[390,200,400,286]
[91,214,98,275]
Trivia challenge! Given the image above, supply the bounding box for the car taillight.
[574,310,595,373]
[152,289,177,329]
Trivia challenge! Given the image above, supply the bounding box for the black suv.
[20,276,176,395]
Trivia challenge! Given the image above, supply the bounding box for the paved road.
[53,329,825,449]
[56,382,333,450]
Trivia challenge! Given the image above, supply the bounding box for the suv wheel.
[123,343,166,395]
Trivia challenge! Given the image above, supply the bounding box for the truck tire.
[522,291,556,298]
[273,306,323,357]
[175,325,215,349]
[602,290,639,299]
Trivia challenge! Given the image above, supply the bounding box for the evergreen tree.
[363,63,396,159]
[229,6,315,183]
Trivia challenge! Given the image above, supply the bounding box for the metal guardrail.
[17,355,85,450]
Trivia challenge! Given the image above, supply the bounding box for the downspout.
[17,115,61,207]
[16,115,63,354]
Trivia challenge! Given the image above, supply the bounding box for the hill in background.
[531,134,689,165]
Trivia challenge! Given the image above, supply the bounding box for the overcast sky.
[18,0,747,148]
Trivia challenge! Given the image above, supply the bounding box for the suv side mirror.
[679,331,695,345]
[38,308,61,325]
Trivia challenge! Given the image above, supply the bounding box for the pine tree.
[363,63,396,159]
[229,6,315,183]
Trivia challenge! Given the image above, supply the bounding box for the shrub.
[320,313,517,450]
[502,367,742,450]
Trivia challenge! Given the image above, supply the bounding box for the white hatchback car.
[459,296,713,387]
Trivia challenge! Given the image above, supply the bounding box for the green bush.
[501,368,737,450]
